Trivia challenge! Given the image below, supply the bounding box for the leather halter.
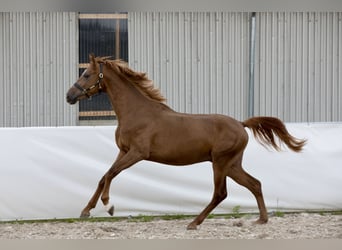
[73,63,104,98]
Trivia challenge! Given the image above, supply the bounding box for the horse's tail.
[242,117,306,152]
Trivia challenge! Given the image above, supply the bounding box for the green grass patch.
[128,215,154,223]
[1,209,341,224]
[273,211,285,217]
[159,214,194,221]
[231,205,244,218]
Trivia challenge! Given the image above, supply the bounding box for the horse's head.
[66,54,104,104]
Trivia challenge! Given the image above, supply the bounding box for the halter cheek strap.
[73,63,104,99]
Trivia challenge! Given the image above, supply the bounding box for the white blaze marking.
[105,203,113,212]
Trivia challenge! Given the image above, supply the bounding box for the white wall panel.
[128,12,250,120]
[0,124,341,220]
[0,12,78,127]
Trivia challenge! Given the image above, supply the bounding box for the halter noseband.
[73,63,104,98]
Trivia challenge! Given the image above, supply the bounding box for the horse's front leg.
[100,149,144,216]
[80,150,126,218]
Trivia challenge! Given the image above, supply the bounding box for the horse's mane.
[98,57,166,103]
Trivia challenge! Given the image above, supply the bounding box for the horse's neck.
[105,77,153,124]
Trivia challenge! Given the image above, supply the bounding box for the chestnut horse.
[66,55,306,230]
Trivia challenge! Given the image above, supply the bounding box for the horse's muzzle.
[66,93,78,104]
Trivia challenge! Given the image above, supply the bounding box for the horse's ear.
[89,53,96,65]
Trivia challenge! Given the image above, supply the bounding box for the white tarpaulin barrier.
[0,123,341,221]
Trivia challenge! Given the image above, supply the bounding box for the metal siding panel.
[255,12,342,122]
[0,12,78,127]
[336,13,342,121]
[128,12,250,121]
[307,12,316,122]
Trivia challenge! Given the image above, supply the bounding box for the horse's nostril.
[66,94,77,104]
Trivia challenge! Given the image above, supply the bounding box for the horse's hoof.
[108,206,114,216]
[80,211,90,218]
[253,218,268,225]
[105,204,115,216]
[186,223,197,230]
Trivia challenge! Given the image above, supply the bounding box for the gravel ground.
[1,213,341,239]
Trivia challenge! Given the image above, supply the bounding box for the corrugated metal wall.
[0,12,78,127]
[128,12,250,120]
[254,12,342,122]
[2,12,340,126]
[129,12,342,123]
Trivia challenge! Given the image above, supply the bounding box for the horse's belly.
[148,144,212,166]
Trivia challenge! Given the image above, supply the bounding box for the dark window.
[78,13,128,123]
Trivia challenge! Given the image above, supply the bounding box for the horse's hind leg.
[228,165,268,224]
[187,164,227,230]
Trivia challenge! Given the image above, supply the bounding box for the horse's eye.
[84,74,90,79]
